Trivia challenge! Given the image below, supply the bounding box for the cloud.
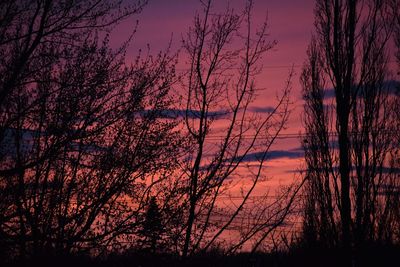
[248,106,276,113]
[0,128,106,158]
[322,80,400,99]
[233,147,304,163]
[286,166,400,174]
[139,109,230,119]
[138,105,278,120]
[0,128,37,157]
[324,89,336,99]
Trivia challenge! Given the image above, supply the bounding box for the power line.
[204,130,400,141]
[175,64,302,72]
[175,60,398,72]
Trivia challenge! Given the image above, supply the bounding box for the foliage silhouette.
[300,0,400,266]
[0,0,181,262]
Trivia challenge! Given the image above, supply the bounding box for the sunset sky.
[2,1,399,263]
[111,0,316,185]
[101,0,400,248]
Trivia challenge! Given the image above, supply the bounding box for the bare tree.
[301,0,399,264]
[0,0,146,112]
[179,0,293,258]
[0,0,182,262]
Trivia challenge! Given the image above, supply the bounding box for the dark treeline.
[301,1,400,266]
[0,0,399,266]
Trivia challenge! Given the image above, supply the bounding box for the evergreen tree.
[139,197,165,253]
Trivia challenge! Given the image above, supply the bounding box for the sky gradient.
[112,0,316,186]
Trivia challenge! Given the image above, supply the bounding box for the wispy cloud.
[323,80,399,99]
[138,105,278,120]
[232,147,304,163]
[286,166,400,174]
[0,128,106,158]
[248,106,276,113]
[139,109,230,119]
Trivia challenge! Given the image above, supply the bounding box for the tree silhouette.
[179,0,294,258]
[138,197,165,253]
[0,0,181,262]
[301,0,399,265]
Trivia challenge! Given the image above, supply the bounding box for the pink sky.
[111,0,316,184]
[106,0,399,248]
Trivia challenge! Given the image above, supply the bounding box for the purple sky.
[117,0,314,70]
[111,0,316,182]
